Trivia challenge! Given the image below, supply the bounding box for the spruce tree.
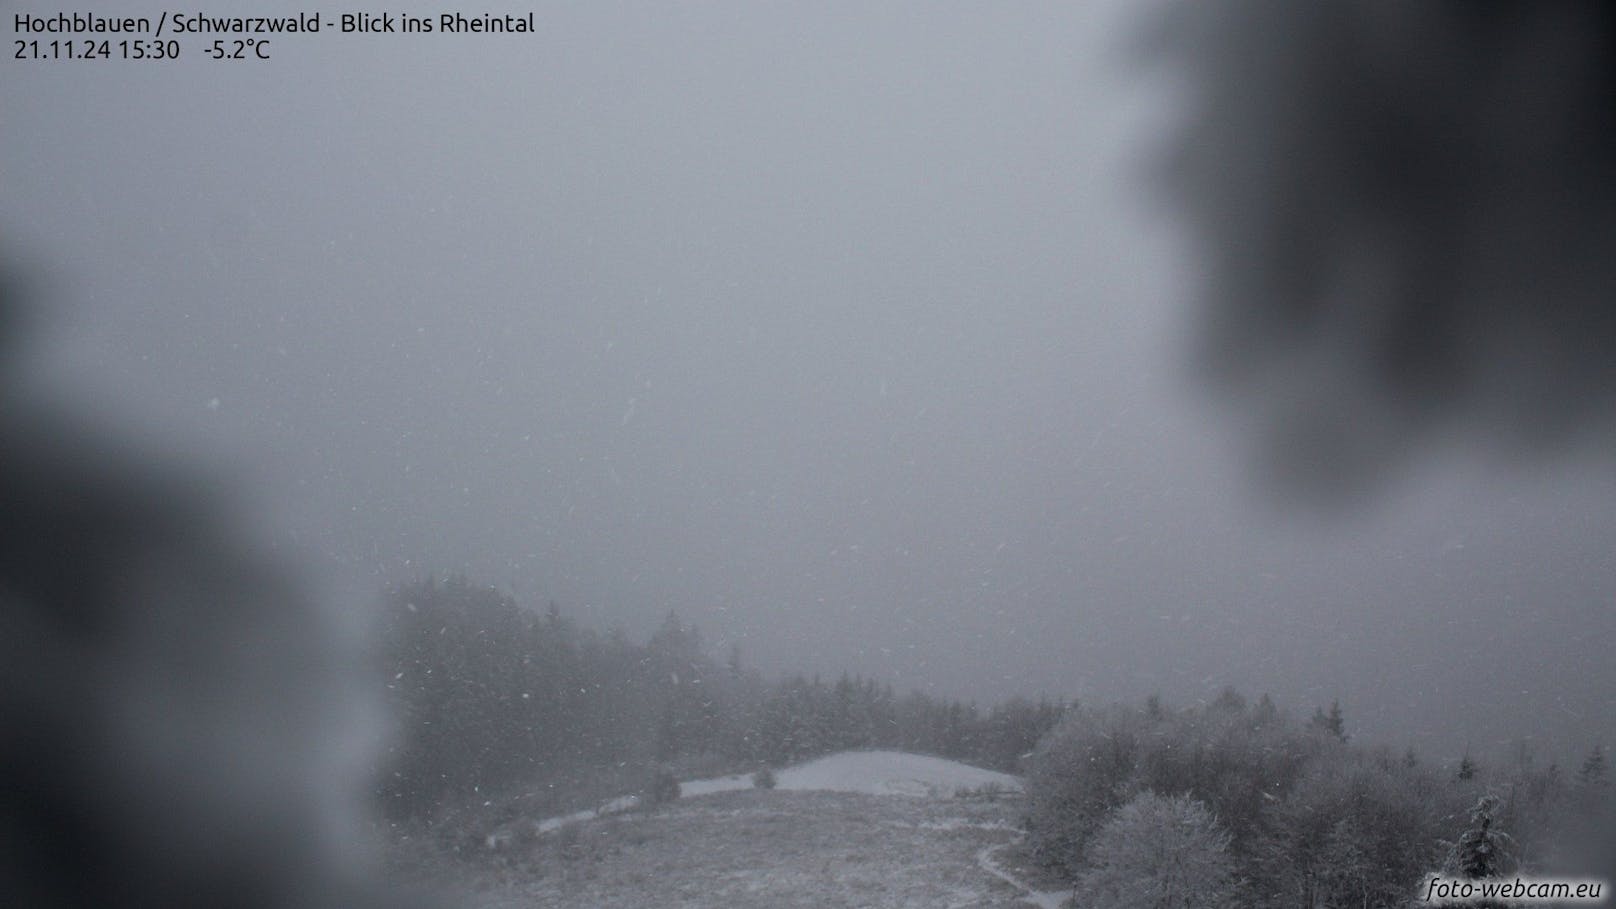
[1308,699,1346,741]
[1450,794,1513,881]
[1457,755,1478,781]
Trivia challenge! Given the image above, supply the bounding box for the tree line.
[374,574,1063,819]
[1024,689,1611,908]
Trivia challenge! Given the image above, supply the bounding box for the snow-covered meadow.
[414,751,1064,909]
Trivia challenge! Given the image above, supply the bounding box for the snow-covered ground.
[458,752,1060,908]
[774,750,1022,797]
[466,789,1060,909]
[525,749,1020,837]
[677,749,1024,801]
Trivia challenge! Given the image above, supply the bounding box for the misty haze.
[3,2,1613,908]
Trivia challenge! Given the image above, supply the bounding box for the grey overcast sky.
[4,1,1613,760]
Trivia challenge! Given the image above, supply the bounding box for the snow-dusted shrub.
[1078,791,1238,909]
[955,781,1007,802]
[646,768,681,807]
[752,767,777,790]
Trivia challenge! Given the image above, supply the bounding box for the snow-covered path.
[976,840,1069,909]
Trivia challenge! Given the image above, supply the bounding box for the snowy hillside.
[774,750,1022,797]
[529,750,1020,836]
[676,750,1022,802]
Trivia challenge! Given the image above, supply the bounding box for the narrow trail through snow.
[975,838,1069,909]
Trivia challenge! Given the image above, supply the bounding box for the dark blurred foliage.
[0,260,428,908]
[1163,1,1616,495]
[1159,1,1616,883]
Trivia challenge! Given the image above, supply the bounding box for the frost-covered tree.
[1079,792,1239,909]
[1448,795,1514,881]
[1026,692,1329,876]
[1318,817,1375,909]
[1253,750,1454,909]
[1025,705,1151,873]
